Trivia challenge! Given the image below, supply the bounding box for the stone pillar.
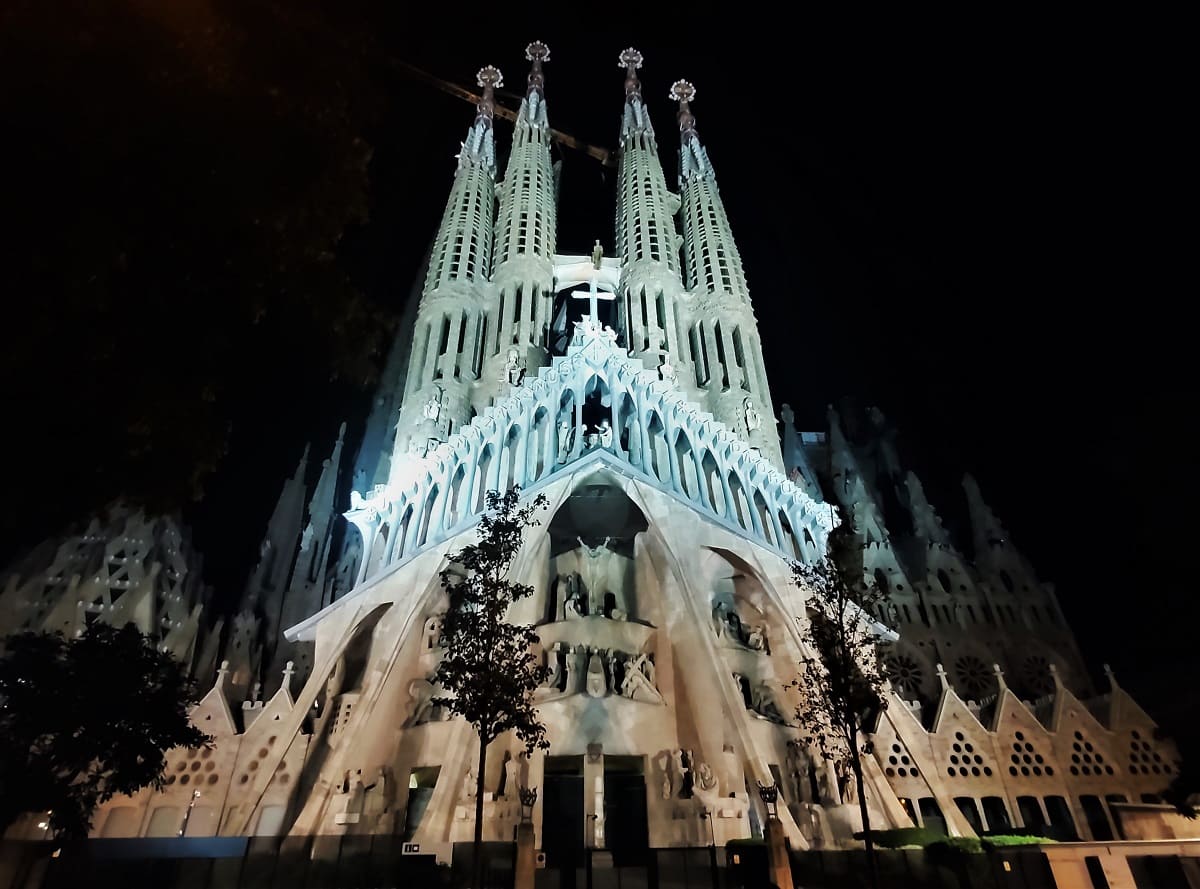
[514,821,537,889]
[765,817,793,889]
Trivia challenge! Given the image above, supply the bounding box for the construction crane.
[391,58,616,169]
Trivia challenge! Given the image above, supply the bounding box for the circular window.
[901,756,910,765]
[166,774,176,785]
[1009,766,1018,776]
[1015,731,1025,741]
[1074,731,1083,740]
[951,755,960,765]
[248,761,258,771]
[910,767,919,777]
[965,743,975,754]
[1070,766,1080,775]
[1020,767,1030,776]
[1046,767,1055,777]
[889,756,898,765]
[971,767,981,777]
[953,743,962,753]
[974,755,983,765]
[983,767,992,777]
[1032,767,1042,776]
[948,767,956,777]
[1106,766,1115,775]
[955,731,965,742]
[204,761,215,772]
[1024,743,1034,752]
[886,767,895,777]
[1132,730,1141,740]
[258,748,269,759]
[1084,742,1094,752]
[201,748,212,760]
[240,774,249,785]
[1035,754,1045,764]
[207,774,218,785]
[180,774,190,785]
[892,744,902,754]
[190,761,201,772]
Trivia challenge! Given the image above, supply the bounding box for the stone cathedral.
[0,45,1185,859]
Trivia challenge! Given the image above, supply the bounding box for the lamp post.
[756,780,780,819]
[518,785,538,824]
[515,785,539,889]
[756,781,792,889]
[178,790,201,837]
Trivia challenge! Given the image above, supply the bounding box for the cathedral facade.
[1,45,1183,858]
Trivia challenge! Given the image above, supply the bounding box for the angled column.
[614,49,692,382]
[393,66,501,466]
[671,80,782,466]
[482,42,558,404]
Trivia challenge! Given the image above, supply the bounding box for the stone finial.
[282,660,296,690]
[993,663,1007,690]
[1103,663,1119,690]
[215,659,230,687]
[669,79,697,136]
[475,65,503,122]
[251,681,262,703]
[525,41,550,94]
[935,663,950,691]
[336,421,346,443]
[1048,663,1063,690]
[619,47,644,96]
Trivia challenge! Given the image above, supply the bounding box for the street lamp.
[178,790,202,837]
[756,781,780,820]
[518,785,537,824]
[699,807,715,847]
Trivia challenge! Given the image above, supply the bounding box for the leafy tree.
[435,487,550,888]
[791,516,888,889]
[0,622,210,839]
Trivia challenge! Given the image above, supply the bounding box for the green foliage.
[435,487,550,752]
[0,623,210,838]
[857,826,946,848]
[981,834,1056,848]
[926,836,983,858]
[791,518,888,765]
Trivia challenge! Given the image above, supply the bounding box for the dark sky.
[5,12,1195,756]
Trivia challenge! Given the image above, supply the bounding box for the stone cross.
[572,276,615,325]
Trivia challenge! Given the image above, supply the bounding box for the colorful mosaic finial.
[670,79,697,137]
[619,48,644,96]
[526,41,550,95]
[475,65,503,121]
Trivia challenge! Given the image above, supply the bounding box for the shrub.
[855,826,946,848]
[983,834,1057,848]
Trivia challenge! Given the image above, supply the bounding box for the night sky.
[3,12,1194,758]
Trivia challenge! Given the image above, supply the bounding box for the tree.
[434,487,550,888]
[790,517,888,889]
[0,622,210,839]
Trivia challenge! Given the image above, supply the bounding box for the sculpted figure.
[586,648,607,698]
[407,677,436,725]
[744,396,761,433]
[556,419,575,463]
[423,389,442,422]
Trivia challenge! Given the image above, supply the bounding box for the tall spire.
[613,48,689,380]
[963,473,1010,552]
[392,64,502,462]
[487,44,558,396]
[668,79,780,466]
[904,471,950,546]
[243,443,309,610]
